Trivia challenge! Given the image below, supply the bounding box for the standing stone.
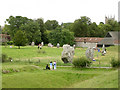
[48,43,51,47]
[48,43,53,47]
[57,43,60,48]
[41,42,44,46]
[31,42,35,46]
[102,44,105,52]
[73,44,76,49]
[86,47,94,60]
[102,44,106,55]
[61,44,74,63]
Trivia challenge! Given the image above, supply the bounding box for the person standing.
[50,61,53,70]
[38,44,40,49]
[53,61,56,70]
[40,44,42,49]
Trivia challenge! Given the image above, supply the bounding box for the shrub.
[7,41,14,45]
[72,57,91,68]
[8,57,13,61]
[2,54,8,62]
[110,58,120,68]
[2,54,12,62]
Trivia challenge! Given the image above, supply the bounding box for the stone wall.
[75,42,97,48]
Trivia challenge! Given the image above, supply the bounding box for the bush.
[2,42,7,45]
[7,41,14,45]
[110,58,120,68]
[2,54,12,62]
[72,57,91,68]
[2,54,8,62]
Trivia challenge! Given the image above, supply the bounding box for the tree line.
[1,16,120,48]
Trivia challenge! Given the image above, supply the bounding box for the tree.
[13,30,28,49]
[45,20,58,30]
[48,30,74,46]
[61,23,73,30]
[70,16,91,37]
[89,22,100,37]
[2,24,9,34]
[107,19,119,31]
[118,22,120,31]
[36,18,48,44]
[20,20,41,44]
[6,16,29,39]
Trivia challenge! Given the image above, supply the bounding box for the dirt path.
[57,66,112,68]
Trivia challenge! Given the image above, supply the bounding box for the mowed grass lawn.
[1,45,119,88]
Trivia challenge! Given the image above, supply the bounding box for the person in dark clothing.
[38,44,40,49]
[46,64,50,70]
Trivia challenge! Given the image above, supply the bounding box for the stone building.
[0,34,10,42]
[75,37,103,48]
[105,15,115,24]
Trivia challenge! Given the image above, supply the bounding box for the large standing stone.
[41,42,44,46]
[101,44,106,55]
[102,44,105,51]
[48,43,53,47]
[31,42,35,46]
[85,47,94,60]
[57,43,60,48]
[61,44,74,63]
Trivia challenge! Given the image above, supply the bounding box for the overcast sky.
[0,0,119,26]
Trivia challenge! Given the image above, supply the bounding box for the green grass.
[2,45,119,88]
[68,69,118,88]
[2,45,119,67]
[2,66,118,88]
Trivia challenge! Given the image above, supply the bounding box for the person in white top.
[53,61,56,70]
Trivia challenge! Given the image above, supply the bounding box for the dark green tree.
[6,16,29,39]
[13,30,28,49]
[36,18,48,43]
[89,22,100,37]
[70,16,91,37]
[20,20,41,44]
[61,23,73,30]
[45,20,58,30]
[48,30,74,46]
[118,22,120,31]
[107,19,119,31]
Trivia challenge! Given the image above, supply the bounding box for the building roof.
[98,38,114,45]
[98,31,120,45]
[105,31,119,40]
[75,37,103,43]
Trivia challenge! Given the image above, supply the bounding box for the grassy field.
[1,45,119,88]
[2,66,118,88]
[2,45,118,67]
